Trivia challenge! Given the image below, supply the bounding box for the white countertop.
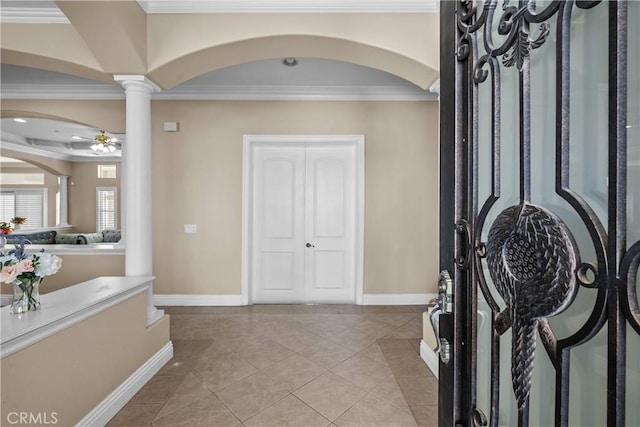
[10,244,125,255]
[1,276,154,358]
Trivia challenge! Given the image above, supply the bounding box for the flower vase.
[10,278,41,314]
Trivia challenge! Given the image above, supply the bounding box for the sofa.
[6,230,121,245]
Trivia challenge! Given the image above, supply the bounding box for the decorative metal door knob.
[306,243,315,248]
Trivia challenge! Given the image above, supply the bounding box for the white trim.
[76,342,173,427]
[362,293,437,305]
[20,245,124,256]
[153,294,243,306]
[0,7,70,24]
[354,140,365,305]
[152,293,437,306]
[420,339,439,379]
[242,135,365,306]
[0,84,437,102]
[428,79,441,95]
[137,0,440,14]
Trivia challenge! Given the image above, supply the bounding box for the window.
[0,189,47,229]
[98,165,117,179]
[96,187,117,231]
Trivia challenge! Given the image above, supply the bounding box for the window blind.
[0,189,47,229]
[97,187,117,231]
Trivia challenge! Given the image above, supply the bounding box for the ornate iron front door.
[439,1,639,426]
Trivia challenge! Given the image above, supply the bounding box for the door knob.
[306,243,315,248]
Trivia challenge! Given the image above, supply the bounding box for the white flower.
[34,253,62,277]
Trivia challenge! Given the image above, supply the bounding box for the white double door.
[252,143,357,304]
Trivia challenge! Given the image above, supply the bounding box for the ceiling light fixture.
[282,57,298,67]
[13,118,27,123]
[90,130,117,154]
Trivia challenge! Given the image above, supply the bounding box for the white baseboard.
[76,341,174,427]
[420,339,439,379]
[362,293,437,305]
[153,293,436,306]
[153,294,243,306]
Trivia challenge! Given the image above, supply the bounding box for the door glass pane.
[568,5,609,224]
[475,2,612,425]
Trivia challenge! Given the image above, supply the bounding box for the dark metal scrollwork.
[452,0,633,425]
[487,203,578,409]
[457,0,551,69]
[499,5,550,70]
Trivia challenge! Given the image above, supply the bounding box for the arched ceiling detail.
[148,35,438,90]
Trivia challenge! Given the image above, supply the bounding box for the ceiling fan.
[72,130,121,153]
[90,130,118,153]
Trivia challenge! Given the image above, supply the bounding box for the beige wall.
[1,99,440,297]
[40,254,125,293]
[1,254,124,296]
[152,100,440,295]
[69,162,122,232]
[1,293,170,426]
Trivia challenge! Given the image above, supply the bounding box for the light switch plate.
[184,224,197,233]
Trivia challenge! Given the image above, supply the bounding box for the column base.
[147,307,165,326]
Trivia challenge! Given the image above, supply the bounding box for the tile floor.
[107,305,438,427]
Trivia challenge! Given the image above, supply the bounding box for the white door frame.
[242,135,365,305]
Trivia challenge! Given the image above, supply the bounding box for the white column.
[114,75,163,326]
[56,175,71,227]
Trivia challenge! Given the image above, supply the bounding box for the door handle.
[428,270,455,365]
[306,243,315,248]
[428,299,451,364]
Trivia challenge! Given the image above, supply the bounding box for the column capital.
[114,75,161,93]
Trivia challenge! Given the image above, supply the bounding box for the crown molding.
[0,84,125,100]
[1,84,438,101]
[137,0,439,14]
[0,7,69,24]
[155,85,438,101]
